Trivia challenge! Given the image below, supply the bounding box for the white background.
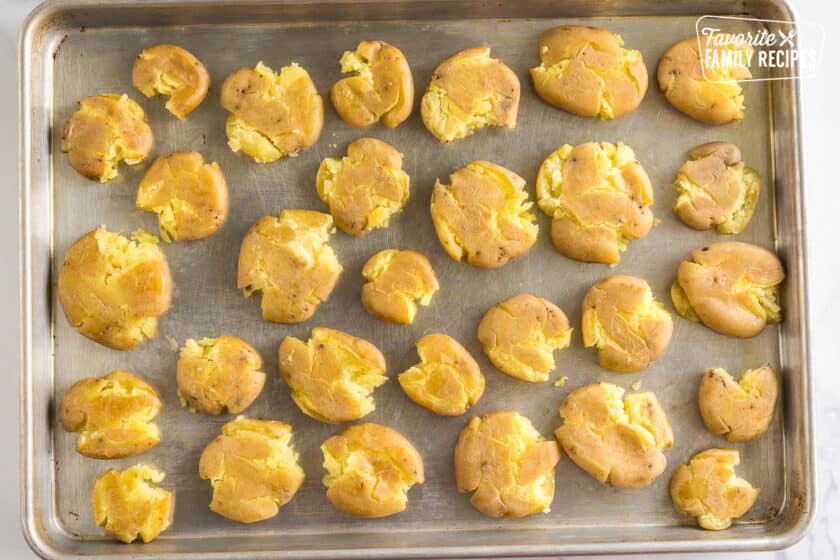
[3,0,838,558]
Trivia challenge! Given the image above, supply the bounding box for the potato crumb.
[554,376,568,388]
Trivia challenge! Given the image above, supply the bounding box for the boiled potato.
[278,328,387,424]
[530,26,648,119]
[61,94,153,182]
[698,365,778,442]
[398,333,485,416]
[59,370,161,459]
[198,417,304,523]
[555,382,674,488]
[133,44,210,119]
[91,465,174,543]
[361,249,439,324]
[58,227,172,350]
[537,141,654,264]
[321,423,424,517]
[455,410,560,518]
[421,47,519,143]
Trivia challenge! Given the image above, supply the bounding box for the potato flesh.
[92,465,174,543]
[361,249,439,324]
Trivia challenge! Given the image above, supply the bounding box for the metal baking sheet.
[20,0,815,557]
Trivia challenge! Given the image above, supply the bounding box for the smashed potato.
[455,410,560,518]
[657,36,753,124]
[530,26,648,119]
[330,40,413,128]
[237,210,342,323]
[92,465,174,543]
[221,62,323,162]
[58,227,172,350]
[361,249,439,324]
[431,161,537,268]
[477,294,572,383]
[671,448,759,530]
[674,142,761,234]
[698,365,778,442]
[315,138,410,236]
[199,417,304,523]
[177,336,265,416]
[421,47,519,143]
[398,333,485,416]
[133,44,210,119]
[536,142,654,264]
[322,423,424,517]
[581,275,673,373]
[278,328,387,424]
[136,151,229,241]
[59,370,161,459]
[671,242,784,337]
[555,382,674,488]
[61,94,153,182]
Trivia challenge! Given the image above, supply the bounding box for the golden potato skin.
[177,336,266,416]
[322,423,424,517]
[316,138,410,236]
[698,366,778,442]
[133,44,210,119]
[581,275,673,373]
[58,227,172,350]
[221,62,323,162]
[330,40,414,128]
[477,294,572,382]
[361,249,438,324]
[59,370,161,459]
[237,210,342,323]
[530,26,648,119]
[455,410,560,518]
[670,448,759,530]
[136,151,229,241]
[657,36,753,125]
[278,328,387,424]
[91,465,174,543]
[421,47,520,143]
[672,242,784,338]
[61,94,153,182]
[536,142,654,264]
[431,161,537,268]
[555,382,674,489]
[398,333,485,416]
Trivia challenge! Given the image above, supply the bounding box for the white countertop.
[3,0,837,558]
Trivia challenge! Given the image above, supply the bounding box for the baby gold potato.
[136,151,229,241]
[322,423,424,517]
[133,44,210,119]
[671,242,784,338]
[61,94,153,182]
[361,249,439,324]
[657,36,753,125]
[59,370,161,459]
[176,336,266,416]
[530,26,648,119]
[58,227,172,350]
[582,275,673,373]
[421,47,520,143]
[315,138,410,236]
[279,328,387,424]
[398,333,485,416]
[237,210,342,324]
[537,141,654,264]
[698,365,778,442]
[330,40,414,128]
[477,294,572,383]
[198,417,305,523]
[674,142,761,234]
[670,448,759,530]
[555,382,674,489]
[455,410,560,518]
[220,61,323,162]
[431,161,537,269]
[91,465,174,544]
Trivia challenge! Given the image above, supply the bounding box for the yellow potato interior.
[91,465,173,543]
